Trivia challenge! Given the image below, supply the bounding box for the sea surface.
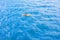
[0,0,60,40]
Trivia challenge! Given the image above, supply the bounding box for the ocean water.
[0,0,60,40]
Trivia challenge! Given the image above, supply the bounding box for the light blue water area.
[0,0,60,40]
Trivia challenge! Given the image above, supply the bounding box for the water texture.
[0,0,60,40]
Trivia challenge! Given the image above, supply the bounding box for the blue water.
[0,0,60,40]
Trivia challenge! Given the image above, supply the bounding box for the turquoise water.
[0,0,60,40]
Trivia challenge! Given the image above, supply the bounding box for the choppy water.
[0,0,60,40]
